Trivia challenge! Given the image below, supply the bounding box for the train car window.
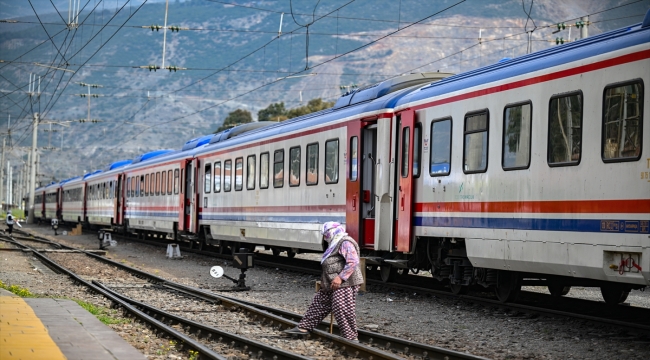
[602,80,643,162]
[502,101,532,170]
[132,177,136,197]
[150,173,155,195]
[306,143,319,185]
[135,178,140,197]
[273,150,284,188]
[167,170,173,195]
[204,164,212,193]
[174,169,179,194]
[413,125,422,178]
[126,177,131,198]
[161,171,167,195]
[235,158,244,191]
[548,91,583,166]
[247,155,256,190]
[350,137,358,181]
[214,162,221,193]
[401,127,410,178]
[109,181,113,199]
[224,160,232,192]
[145,174,150,196]
[463,110,489,173]
[260,152,269,189]
[289,146,301,187]
[325,139,339,184]
[155,172,161,195]
[141,176,146,197]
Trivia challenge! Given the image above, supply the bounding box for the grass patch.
[0,280,37,297]
[73,299,130,325]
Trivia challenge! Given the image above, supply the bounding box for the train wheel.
[548,284,571,297]
[450,283,468,295]
[271,247,281,257]
[379,265,396,283]
[287,250,297,259]
[494,271,521,303]
[600,285,630,305]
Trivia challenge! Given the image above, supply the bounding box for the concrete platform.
[0,289,146,360]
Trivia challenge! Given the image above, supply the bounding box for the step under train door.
[394,110,415,252]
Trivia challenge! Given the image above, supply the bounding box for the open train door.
[395,110,415,252]
[181,158,198,233]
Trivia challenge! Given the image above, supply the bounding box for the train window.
[145,174,150,196]
[224,160,232,192]
[214,162,221,193]
[204,164,212,194]
[174,169,179,194]
[306,143,318,185]
[135,178,140,197]
[132,177,136,197]
[247,155,256,190]
[548,91,583,166]
[110,181,114,199]
[429,118,452,176]
[150,173,155,195]
[273,150,284,188]
[260,152,269,189]
[325,139,339,184]
[350,137,358,181]
[463,110,489,173]
[235,158,243,191]
[289,147,301,187]
[401,127,410,178]
[141,176,146,197]
[502,101,532,170]
[126,178,131,198]
[161,171,167,195]
[602,80,643,162]
[413,125,422,178]
[155,172,161,195]
[167,170,173,195]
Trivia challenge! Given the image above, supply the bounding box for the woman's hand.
[331,276,342,290]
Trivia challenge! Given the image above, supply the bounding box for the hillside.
[1,0,648,182]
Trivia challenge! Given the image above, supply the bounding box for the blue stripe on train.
[199,214,346,224]
[415,217,649,234]
[126,211,178,218]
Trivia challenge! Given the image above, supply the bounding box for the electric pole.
[27,113,38,224]
[139,0,188,72]
[76,82,103,122]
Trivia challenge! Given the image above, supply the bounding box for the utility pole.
[0,137,5,210]
[27,113,38,224]
[6,161,10,207]
[139,0,188,72]
[76,82,103,122]
[580,16,588,39]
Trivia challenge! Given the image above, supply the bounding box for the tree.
[286,98,334,119]
[215,109,252,133]
[258,102,288,122]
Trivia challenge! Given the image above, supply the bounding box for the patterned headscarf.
[321,222,347,263]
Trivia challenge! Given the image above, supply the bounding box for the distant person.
[5,214,21,236]
[284,221,364,341]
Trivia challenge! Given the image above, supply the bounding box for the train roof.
[82,170,103,180]
[131,149,176,164]
[209,121,277,145]
[396,11,650,107]
[107,159,133,170]
[182,134,214,151]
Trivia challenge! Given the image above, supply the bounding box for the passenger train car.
[39,12,650,304]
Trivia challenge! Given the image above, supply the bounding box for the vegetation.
[0,280,36,297]
[257,98,335,123]
[214,109,253,132]
[73,299,130,325]
[1,209,25,220]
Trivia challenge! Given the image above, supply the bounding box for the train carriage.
[60,176,83,223]
[382,13,650,302]
[121,150,185,236]
[194,74,451,255]
[43,182,60,221]
[32,187,45,222]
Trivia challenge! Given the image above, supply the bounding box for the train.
[32,11,650,304]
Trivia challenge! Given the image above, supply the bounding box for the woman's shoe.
[284,326,309,335]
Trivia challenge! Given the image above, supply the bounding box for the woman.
[284,222,364,341]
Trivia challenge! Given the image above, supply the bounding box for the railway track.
[67,227,650,334]
[4,230,489,360]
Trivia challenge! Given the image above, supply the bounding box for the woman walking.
[285,222,364,341]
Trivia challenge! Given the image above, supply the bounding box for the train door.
[394,110,415,252]
[115,175,124,225]
[181,159,198,233]
[360,123,378,248]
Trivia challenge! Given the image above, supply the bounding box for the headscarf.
[321,221,347,263]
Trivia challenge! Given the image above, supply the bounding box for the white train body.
[60,177,84,223]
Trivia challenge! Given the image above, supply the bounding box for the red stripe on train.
[415,199,650,214]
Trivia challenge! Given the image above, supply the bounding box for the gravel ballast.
[1,223,649,360]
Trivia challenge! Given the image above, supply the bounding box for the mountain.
[1,0,648,184]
